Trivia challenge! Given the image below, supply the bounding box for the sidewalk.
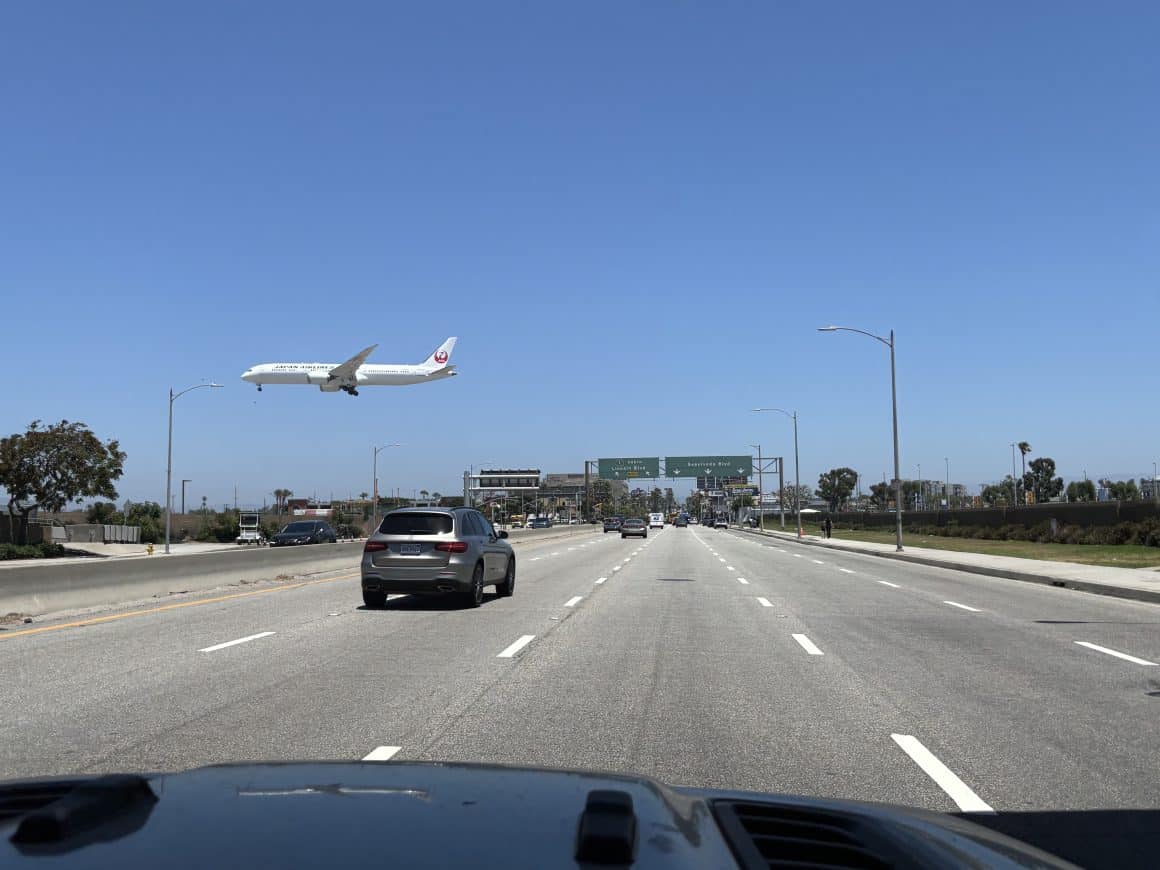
[737,526,1160,605]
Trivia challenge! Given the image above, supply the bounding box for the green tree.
[1066,480,1096,502]
[0,420,126,544]
[868,482,893,510]
[816,468,858,512]
[125,501,164,543]
[981,476,1018,506]
[85,501,121,524]
[649,487,663,511]
[1099,478,1140,501]
[1021,457,1063,503]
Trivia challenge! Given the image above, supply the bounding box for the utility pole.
[181,480,191,515]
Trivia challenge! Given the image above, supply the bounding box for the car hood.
[0,762,1096,869]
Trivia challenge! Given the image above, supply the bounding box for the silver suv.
[361,508,515,609]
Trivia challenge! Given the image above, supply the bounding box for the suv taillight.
[364,541,388,552]
[434,541,468,553]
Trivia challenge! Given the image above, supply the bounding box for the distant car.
[603,517,622,533]
[530,518,552,529]
[621,518,647,538]
[674,515,688,527]
[271,520,337,546]
[688,516,699,525]
[360,507,514,609]
[713,518,728,529]
[648,513,665,529]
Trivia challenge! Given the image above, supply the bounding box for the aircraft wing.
[327,344,378,383]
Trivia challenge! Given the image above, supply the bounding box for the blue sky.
[3,1,1158,509]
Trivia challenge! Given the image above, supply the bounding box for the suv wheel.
[463,563,485,608]
[496,558,515,597]
[362,590,386,609]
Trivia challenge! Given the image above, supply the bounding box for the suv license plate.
[400,543,422,555]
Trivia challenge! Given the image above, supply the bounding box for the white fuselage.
[242,363,455,390]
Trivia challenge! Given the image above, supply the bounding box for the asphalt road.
[2,524,1158,814]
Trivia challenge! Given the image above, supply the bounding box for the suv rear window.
[378,513,453,535]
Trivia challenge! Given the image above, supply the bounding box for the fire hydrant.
[146,543,155,555]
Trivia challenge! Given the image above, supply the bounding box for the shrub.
[0,542,65,560]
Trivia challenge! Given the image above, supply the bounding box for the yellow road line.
[0,571,359,640]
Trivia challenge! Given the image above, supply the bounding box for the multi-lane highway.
[2,524,1158,814]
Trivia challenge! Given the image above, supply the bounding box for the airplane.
[241,337,458,396]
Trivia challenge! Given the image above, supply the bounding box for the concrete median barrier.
[0,542,365,617]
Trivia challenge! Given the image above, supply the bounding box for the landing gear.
[341,385,359,396]
[256,385,262,392]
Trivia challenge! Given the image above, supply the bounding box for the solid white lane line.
[497,635,536,658]
[564,596,583,608]
[792,634,824,656]
[839,568,855,574]
[943,601,981,612]
[595,577,608,584]
[737,577,749,584]
[1074,641,1158,666]
[877,580,901,588]
[199,631,275,653]
[890,734,993,812]
[362,746,401,761]
[757,597,773,607]
[811,559,825,565]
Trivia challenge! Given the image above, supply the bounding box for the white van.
[648,513,665,529]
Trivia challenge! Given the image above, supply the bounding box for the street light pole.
[752,408,802,539]
[181,479,191,515]
[372,443,402,527]
[944,457,950,510]
[165,383,223,554]
[818,326,903,551]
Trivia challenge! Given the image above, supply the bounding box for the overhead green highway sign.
[598,457,661,480]
[664,455,752,478]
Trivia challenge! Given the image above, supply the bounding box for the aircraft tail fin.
[419,337,457,370]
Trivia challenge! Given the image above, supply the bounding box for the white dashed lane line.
[595,577,608,585]
[363,746,401,761]
[199,631,275,653]
[564,596,583,608]
[737,577,749,585]
[756,597,773,608]
[839,568,855,574]
[497,635,536,658]
[943,601,981,613]
[812,559,825,565]
[1074,641,1157,666]
[878,580,901,588]
[891,734,993,812]
[792,634,824,656]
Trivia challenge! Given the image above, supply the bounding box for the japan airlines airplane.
[241,337,458,396]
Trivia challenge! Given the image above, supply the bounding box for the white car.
[648,513,665,529]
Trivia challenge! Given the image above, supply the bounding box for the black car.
[602,517,622,533]
[674,515,688,527]
[271,520,337,546]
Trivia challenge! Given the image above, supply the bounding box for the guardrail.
[0,542,365,618]
[1,526,603,618]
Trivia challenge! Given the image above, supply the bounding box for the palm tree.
[1017,442,1031,503]
[420,489,429,504]
[431,491,442,506]
[358,491,369,502]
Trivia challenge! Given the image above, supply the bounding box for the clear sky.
[3,1,1158,510]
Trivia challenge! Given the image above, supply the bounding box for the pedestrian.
[823,516,833,539]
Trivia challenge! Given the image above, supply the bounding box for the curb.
[735,526,1160,606]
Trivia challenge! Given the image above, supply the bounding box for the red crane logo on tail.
[434,350,448,364]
